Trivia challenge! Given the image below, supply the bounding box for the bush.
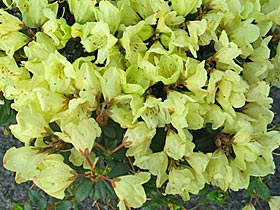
[1,0,280,209]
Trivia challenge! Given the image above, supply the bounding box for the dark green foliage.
[0,97,16,127]
[89,179,117,200]
[206,190,226,205]
[244,177,271,201]
[54,201,72,210]
[12,203,24,210]
[23,203,32,210]
[28,190,48,210]
[74,178,94,202]
[255,181,271,201]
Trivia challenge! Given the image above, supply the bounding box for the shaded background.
[1,87,280,210]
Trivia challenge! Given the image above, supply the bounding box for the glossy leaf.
[255,180,271,201]
[23,203,33,210]
[243,179,257,198]
[29,190,47,209]
[102,125,117,139]
[0,97,15,126]
[106,160,131,178]
[55,200,72,210]
[90,179,117,200]
[12,203,23,210]
[206,190,226,204]
[74,179,94,202]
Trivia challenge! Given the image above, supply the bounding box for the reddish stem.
[94,202,101,210]
[75,173,92,179]
[98,174,113,183]
[80,148,96,172]
[94,142,106,152]
[128,157,136,174]
[110,143,125,154]
[256,196,264,210]
[85,155,95,171]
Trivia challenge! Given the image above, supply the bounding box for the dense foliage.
[1,0,280,209]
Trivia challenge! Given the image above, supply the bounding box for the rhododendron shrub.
[1,0,280,209]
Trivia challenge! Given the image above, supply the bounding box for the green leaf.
[193,136,216,153]
[111,147,127,161]
[49,121,61,132]
[206,190,226,204]
[143,191,178,210]
[12,203,23,210]
[255,180,271,201]
[90,179,116,200]
[198,184,210,195]
[74,178,94,202]
[243,179,257,198]
[142,175,157,194]
[104,138,118,151]
[150,128,166,153]
[142,202,162,210]
[171,205,185,210]
[71,200,79,210]
[102,125,117,139]
[150,192,169,206]
[28,190,47,209]
[216,191,226,204]
[103,179,117,199]
[29,190,44,206]
[167,195,184,208]
[49,196,60,204]
[0,98,15,126]
[55,200,72,210]
[23,203,32,210]
[106,160,131,178]
[38,199,47,210]
[206,190,219,201]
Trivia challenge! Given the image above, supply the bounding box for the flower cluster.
[1,0,280,209]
